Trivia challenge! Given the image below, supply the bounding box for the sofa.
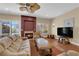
[0,35,31,56]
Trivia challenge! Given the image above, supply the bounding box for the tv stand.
[58,37,70,44]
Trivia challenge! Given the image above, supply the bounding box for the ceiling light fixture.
[19,3,40,13]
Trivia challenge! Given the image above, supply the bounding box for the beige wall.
[52,7,79,45]
[36,17,52,34]
[0,14,52,36]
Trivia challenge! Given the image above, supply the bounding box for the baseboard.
[71,42,79,46]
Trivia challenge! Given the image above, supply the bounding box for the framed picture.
[64,17,74,27]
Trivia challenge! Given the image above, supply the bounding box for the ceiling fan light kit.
[19,3,40,13]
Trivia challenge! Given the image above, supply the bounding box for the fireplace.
[24,31,34,39]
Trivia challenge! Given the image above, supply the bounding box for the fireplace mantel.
[24,31,33,33]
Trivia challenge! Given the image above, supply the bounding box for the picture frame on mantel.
[64,17,75,27]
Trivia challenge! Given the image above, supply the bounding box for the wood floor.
[30,38,79,56]
[30,39,39,56]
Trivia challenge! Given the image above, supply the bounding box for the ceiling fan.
[19,3,40,13]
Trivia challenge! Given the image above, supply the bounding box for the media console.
[58,37,70,44]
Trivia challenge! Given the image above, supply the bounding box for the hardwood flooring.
[30,39,39,56]
[29,38,79,56]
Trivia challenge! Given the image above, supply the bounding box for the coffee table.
[36,39,53,56]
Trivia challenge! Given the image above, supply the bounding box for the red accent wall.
[21,15,36,37]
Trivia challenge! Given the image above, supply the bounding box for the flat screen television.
[57,27,73,38]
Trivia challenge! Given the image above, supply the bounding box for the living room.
[0,3,79,56]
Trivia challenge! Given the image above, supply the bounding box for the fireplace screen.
[24,32,33,39]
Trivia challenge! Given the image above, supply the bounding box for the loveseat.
[0,35,31,56]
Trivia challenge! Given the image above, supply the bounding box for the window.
[36,23,48,33]
[0,20,19,36]
[12,21,19,35]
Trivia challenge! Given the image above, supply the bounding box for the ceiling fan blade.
[26,3,30,6]
[19,3,26,6]
[30,3,40,12]
[19,3,26,7]
[19,7,27,11]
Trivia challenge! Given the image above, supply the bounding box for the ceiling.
[0,3,79,19]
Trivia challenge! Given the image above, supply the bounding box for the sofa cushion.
[7,46,17,52]
[8,38,23,52]
[19,40,30,55]
[10,35,17,41]
[0,37,13,49]
[20,40,30,51]
[0,43,5,54]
